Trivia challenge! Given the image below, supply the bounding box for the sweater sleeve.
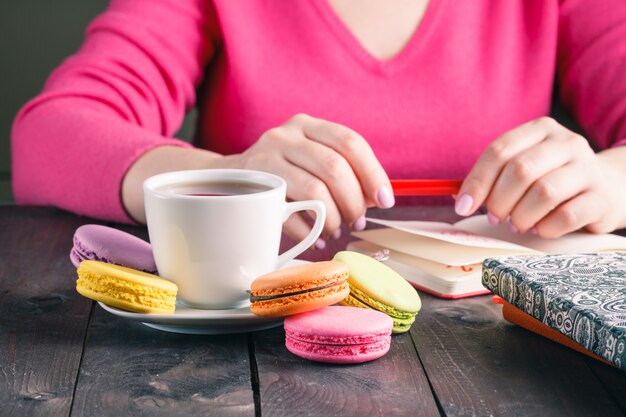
[11,0,219,223]
[557,0,626,149]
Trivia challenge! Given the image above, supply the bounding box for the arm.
[556,0,626,150]
[11,0,218,223]
[121,146,237,224]
[12,0,392,243]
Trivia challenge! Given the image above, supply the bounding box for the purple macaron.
[70,224,158,274]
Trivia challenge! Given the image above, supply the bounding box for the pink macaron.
[70,224,158,274]
[284,306,393,364]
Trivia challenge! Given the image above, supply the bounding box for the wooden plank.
[69,224,256,417]
[585,358,626,414]
[0,207,92,417]
[253,326,440,417]
[256,220,440,417]
[411,293,626,417]
[70,307,255,417]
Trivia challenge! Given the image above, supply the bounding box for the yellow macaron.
[76,260,178,314]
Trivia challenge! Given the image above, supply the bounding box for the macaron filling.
[286,335,391,358]
[286,329,391,346]
[341,288,417,333]
[249,280,344,302]
[347,286,417,320]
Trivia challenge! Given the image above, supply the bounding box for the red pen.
[390,179,462,196]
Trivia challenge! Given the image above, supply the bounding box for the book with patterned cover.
[482,252,626,371]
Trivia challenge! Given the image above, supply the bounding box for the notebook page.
[366,217,533,251]
[352,228,537,266]
[454,215,626,253]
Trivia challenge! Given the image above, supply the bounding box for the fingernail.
[377,185,395,209]
[454,193,474,216]
[530,227,538,235]
[352,216,366,231]
[509,222,519,233]
[331,229,342,240]
[315,238,326,250]
[487,211,500,225]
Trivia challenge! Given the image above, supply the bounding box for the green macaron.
[333,251,421,333]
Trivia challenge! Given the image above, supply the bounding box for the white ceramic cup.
[143,169,326,309]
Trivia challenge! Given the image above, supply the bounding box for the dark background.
[1,1,106,202]
[0,0,196,204]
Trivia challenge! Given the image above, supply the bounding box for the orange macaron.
[249,261,350,317]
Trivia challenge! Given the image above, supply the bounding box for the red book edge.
[492,296,613,367]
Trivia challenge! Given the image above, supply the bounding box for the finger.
[299,210,343,240]
[260,156,344,237]
[296,114,394,209]
[282,133,367,229]
[247,146,341,236]
[485,133,577,222]
[534,191,603,238]
[282,212,326,250]
[456,117,559,216]
[508,162,590,232]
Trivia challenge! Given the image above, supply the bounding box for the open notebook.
[348,215,626,298]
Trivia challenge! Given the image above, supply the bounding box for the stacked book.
[483,252,626,371]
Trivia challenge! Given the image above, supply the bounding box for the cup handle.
[276,200,326,268]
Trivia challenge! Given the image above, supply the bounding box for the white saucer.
[98,259,308,334]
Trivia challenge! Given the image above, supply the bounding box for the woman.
[11,0,626,249]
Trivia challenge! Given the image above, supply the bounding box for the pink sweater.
[12,0,626,223]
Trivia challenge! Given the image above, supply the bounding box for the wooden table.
[1,205,625,417]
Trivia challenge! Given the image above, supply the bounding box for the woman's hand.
[218,114,394,247]
[455,117,626,237]
[123,114,393,247]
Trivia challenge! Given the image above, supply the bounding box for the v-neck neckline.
[310,0,444,76]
